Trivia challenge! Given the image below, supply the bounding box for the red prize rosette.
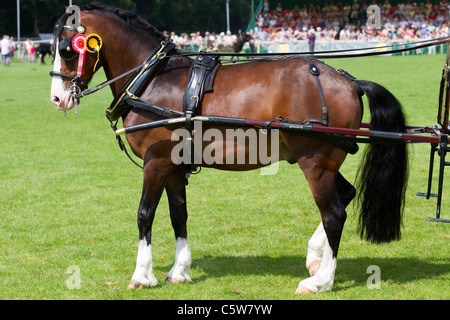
[72,34,87,77]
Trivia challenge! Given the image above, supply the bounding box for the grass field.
[0,53,448,300]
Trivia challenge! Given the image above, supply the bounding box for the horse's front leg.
[128,158,172,290]
[165,168,192,284]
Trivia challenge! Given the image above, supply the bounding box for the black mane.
[54,2,165,42]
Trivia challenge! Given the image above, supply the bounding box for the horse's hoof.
[165,277,180,284]
[128,280,145,290]
[308,261,321,276]
[295,285,313,294]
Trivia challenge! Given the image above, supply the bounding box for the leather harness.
[105,39,362,179]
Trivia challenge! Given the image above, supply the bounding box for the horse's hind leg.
[336,172,356,209]
[305,172,355,277]
[165,168,192,284]
[128,158,173,289]
[293,152,348,294]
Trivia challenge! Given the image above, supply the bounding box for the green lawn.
[0,54,448,300]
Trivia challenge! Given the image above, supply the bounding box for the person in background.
[1,35,12,66]
[263,0,270,13]
[307,28,316,52]
[9,37,15,63]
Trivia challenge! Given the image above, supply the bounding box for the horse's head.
[50,4,168,114]
[241,32,253,42]
[50,11,103,113]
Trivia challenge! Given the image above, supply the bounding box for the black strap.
[106,38,177,121]
[304,58,328,126]
[183,55,220,114]
[107,116,143,170]
[177,36,450,60]
[75,64,143,100]
[49,71,88,90]
[336,69,365,97]
[181,55,221,181]
[126,96,183,118]
[50,70,77,80]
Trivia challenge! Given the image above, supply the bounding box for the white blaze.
[50,39,74,112]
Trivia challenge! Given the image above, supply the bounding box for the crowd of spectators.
[253,0,450,42]
[171,0,450,51]
[170,30,248,52]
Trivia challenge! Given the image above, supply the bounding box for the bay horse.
[50,4,408,294]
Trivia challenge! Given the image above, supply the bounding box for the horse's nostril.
[52,96,61,104]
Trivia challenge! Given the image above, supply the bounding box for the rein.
[177,35,450,60]
[74,65,143,100]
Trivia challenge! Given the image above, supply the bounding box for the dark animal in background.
[37,43,53,64]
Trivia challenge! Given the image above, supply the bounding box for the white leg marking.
[130,239,158,287]
[166,237,192,283]
[306,222,326,276]
[297,225,337,293]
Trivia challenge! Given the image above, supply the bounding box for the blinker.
[59,37,78,61]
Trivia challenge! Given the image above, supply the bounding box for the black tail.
[355,80,409,243]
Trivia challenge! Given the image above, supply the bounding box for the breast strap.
[106,37,176,122]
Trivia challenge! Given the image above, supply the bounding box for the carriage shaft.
[116,115,442,145]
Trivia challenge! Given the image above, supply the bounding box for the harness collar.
[105,36,176,121]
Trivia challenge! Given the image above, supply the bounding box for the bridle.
[50,21,177,114]
[49,70,88,89]
[50,23,103,114]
